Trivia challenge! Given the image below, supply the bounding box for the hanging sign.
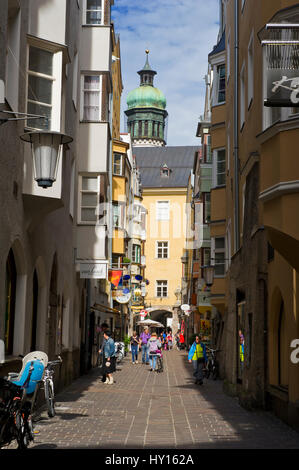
[115,292,131,304]
[109,270,122,287]
[265,70,299,107]
[80,262,108,279]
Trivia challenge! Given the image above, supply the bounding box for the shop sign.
[80,262,108,279]
[115,292,131,304]
[265,70,299,107]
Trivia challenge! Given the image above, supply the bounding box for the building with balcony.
[0,0,117,384]
[198,0,299,430]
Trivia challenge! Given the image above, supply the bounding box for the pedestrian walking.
[130,331,141,364]
[179,332,185,350]
[147,332,161,371]
[140,328,151,364]
[167,332,173,350]
[188,335,208,385]
[98,322,109,382]
[102,330,116,384]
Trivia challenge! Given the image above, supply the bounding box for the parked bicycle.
[114,342,124,364]
[42,356,62,418]
[205,348,221,380]
[0,353,47,449]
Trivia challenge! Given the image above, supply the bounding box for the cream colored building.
[0,0,116,383]
[134,146,198,332]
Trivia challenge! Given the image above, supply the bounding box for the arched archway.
[269,287,289,388]
[147,309,173,329]
[4,249,17,355]
[5,239,27,356]
[48,253,58,359]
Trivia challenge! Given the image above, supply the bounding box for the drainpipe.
[108,91,113,311]
[234,0,240,252]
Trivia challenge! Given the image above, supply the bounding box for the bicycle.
[114,342,124,364]
[42,356,62,418]
[0,357,46,449]
[205,348,221,380]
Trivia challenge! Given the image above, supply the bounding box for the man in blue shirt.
[188,335,207,385]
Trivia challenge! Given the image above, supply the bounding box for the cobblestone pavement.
[5,349,299,449]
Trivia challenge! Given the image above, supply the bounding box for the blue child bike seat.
[11,360,45,395]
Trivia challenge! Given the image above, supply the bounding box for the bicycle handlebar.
[46,356,62,367]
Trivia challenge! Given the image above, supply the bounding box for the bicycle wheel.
[116,351,123,364]
[212,362,219,380]
[15,411,29,449]
[45,380,55,418]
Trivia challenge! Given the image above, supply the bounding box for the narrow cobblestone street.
[10,349,298,449]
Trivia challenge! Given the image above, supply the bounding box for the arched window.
[278,301,288,388]
[5,249,17,355]
[138,121,142,136]
[31,270,39,351]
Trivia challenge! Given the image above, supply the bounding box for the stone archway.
[48,253,58,359]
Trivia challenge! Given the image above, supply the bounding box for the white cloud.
[112,0,219,146]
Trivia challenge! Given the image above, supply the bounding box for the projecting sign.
[115,292,131,304]
[265,70,299,107]
[80,262,108,279]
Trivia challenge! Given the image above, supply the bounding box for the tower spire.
[138,50,157,86]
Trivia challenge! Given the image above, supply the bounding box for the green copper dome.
[127,85,166,110]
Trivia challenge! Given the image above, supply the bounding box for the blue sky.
[112,0,220,146]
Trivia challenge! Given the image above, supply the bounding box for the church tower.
[125,51,168,147]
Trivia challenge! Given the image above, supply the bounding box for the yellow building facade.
[203,0,299,430]
[134,147,197,331]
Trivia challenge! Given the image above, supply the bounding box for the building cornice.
[256,116,299,145]
[259,180,299,203]
[142,187,188,196]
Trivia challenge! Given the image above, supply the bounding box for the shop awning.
[90,303,120,314]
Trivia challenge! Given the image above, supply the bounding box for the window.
[79,175,100,223]
[217,64,226,103]
[113,153,123,176]
[240,63,245,129]
[156,201,169,221]
[81,74,102,121]
[213,149,226,187]
[227,32,231,82]
[83,0,103,25]
[112,203,124,229]
[157,241,169,259]
[156,280,168,298]
[248,33,254,107]
[144,120,148,136]
[204,193,211,224]
[132,244,141,264]
[72,52,78,109]
[213,237,226,276]
[27,46,54,130]
[206,135,212,162]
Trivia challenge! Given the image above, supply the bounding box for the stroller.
[154,349,164,373]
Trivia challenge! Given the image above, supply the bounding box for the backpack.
[148,338,160,354]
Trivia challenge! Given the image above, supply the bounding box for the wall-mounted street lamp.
[20,131,73,189]
[202,265,215,288]
[0,110,73,189]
